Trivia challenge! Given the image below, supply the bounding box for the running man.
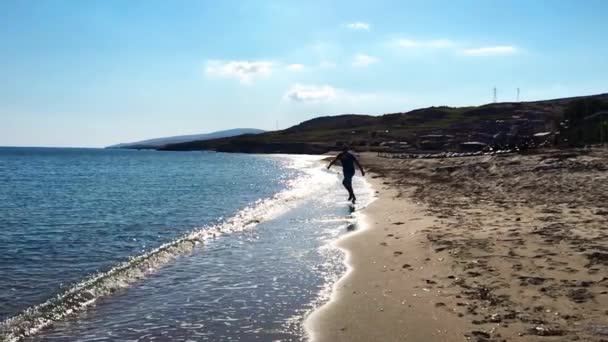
[327,148,365,203]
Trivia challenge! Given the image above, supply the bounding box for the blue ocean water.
[0,147,372,341]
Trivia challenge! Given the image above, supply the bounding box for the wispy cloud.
[352,54,379,67]
[460,46,518,56]
[281,84,411,114]
[394,39,519,57]
[283,84,337,102]
[346,21,370,31]
[205,60,272,84]
[286,63,305,71]
[395,38,455,49]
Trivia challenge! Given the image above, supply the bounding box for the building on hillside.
[416,134,455,150]
[460,141,488,152]
[533,132,554,146]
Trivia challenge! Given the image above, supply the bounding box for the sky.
[1,0,607,147]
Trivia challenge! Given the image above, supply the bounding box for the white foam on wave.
[302,174,377,342]
[0,154,333,342]
[279,169,376,339]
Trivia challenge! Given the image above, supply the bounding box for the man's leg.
[342,174,355,203]
[342,177,352,200]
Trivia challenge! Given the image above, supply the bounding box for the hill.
[160,93,608,154]
[106,128,265,149]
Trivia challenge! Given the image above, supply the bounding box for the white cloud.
[396,38,455,49]
[283,84,404,105]
[396,39,418,48]
[205,60,272,83]
[346,21,370,31]
[352,54,379,67]
[286,63,305,71]
[394,39,518,57]
[284,84,337,102]
[280,85,411,115]
[460,46,518,56]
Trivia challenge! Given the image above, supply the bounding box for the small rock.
[471,330,491,338]
[528,326,567,336]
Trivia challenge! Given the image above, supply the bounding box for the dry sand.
[308,147,608,342]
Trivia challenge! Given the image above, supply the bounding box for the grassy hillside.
[161,93,608,154]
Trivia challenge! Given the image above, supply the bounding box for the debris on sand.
[365,147,608,342]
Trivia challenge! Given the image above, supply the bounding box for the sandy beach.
[309,148,608,342]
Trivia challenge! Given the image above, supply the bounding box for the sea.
[0,147,373,341]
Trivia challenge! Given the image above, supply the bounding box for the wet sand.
[310,147,608,341]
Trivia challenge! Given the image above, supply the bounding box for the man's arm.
[327,153,342,169]
[354,157,365,176]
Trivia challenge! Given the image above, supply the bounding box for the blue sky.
[1,0,607,147]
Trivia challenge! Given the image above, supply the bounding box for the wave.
[285,175,376,339]
[0,155,331,342]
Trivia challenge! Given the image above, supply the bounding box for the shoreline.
[303,173,378,342]
[304,172,470,341]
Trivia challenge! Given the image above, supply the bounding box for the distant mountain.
[106,128,265,149]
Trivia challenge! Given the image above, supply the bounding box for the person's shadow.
[348,203,355,213]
